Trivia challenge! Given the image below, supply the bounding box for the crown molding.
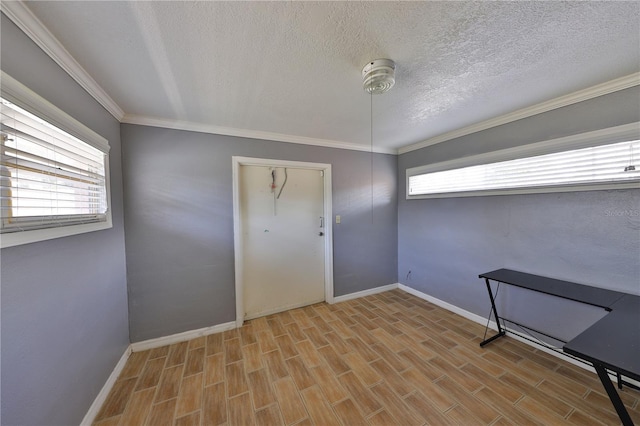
[399,72,640,155]
[1,2,125,120]
[122,114,398,155]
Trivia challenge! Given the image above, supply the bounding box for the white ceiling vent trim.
[399,72,640,155]
[1,1,125,121]
[122,115,398,155]
[362,59,396,95]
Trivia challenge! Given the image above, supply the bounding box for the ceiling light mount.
[362,59,395,95]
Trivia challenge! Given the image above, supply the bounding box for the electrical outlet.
[336,215,341,224]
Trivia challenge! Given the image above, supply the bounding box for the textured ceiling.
[21,1,640,151]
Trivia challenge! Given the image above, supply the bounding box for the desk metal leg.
[480,278,506,347]
[617,372,623,390]
[593,363,634,426]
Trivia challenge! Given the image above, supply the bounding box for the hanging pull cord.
[270,168,277,215]
[370,86,374,223]
[270,169,277,193]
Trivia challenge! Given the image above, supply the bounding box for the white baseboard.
[130,321,237,352]
[81,345,132,426]
[83,320,237,424]
[399,284,490,326]
[333,283,399,304]
[397,284,632,382]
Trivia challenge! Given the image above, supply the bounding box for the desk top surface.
[479,268,640,380]
[564,294,640,380]
[479,268,626,309]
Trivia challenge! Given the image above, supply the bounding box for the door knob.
[319,232,324,236]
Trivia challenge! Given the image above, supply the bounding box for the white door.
[240,165,325,320]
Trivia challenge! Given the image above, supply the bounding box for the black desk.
[564,294,640,426]
[479,269,639,426]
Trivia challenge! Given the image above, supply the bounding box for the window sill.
[0,217,112,248]
[406,182,640,200]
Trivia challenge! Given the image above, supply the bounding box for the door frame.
[232,156,334,327]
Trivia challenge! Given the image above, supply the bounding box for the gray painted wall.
[121,124,398,342]
[398,87,640,343]
[0,14,129,425]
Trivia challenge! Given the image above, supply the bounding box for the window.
[1,72,111,247]
[407,124,640,199]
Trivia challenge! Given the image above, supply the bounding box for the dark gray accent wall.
[1,14,129,425]
[398,87,640,342]
[121,124,398,342]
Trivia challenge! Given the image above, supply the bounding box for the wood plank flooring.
[93,289,640,425]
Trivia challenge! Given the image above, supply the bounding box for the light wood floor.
[94,289,640,425]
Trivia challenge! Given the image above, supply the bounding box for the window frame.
[406,123,640,200]
[1,71,112,248]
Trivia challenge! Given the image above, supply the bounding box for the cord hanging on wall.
[277,168,288,199]
[268,167,289,216]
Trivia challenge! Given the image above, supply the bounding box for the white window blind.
[1,97,108,233]
[409,140,640,196]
